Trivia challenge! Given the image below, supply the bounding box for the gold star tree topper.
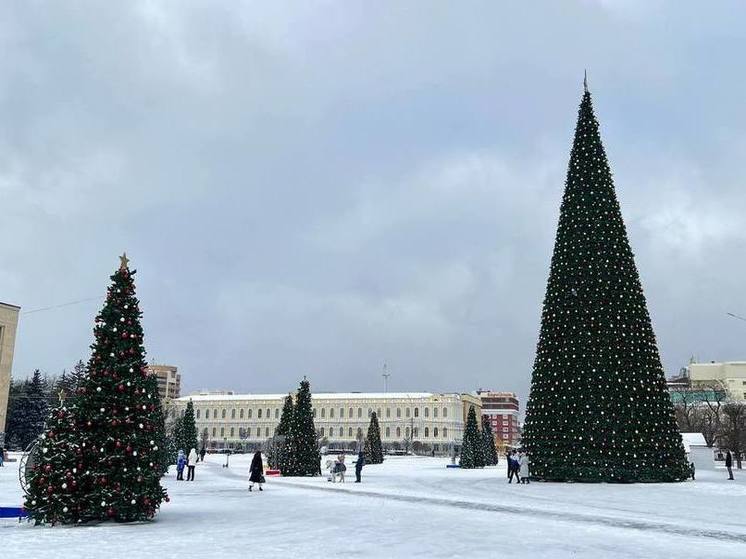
[119,252,130,270]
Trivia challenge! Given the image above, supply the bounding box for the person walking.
[336,454,347,483]
[508,450,518,483]
[199,447,206,462]
[725,450,734,480]
[519,451,530,484]
[355,451,365,483]
[249,450,265,492]
[176,449,186,481]
[187,448,198,481]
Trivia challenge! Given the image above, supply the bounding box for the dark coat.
[725,451,733,468]
[249,452,264,483]
[355,454,365,472]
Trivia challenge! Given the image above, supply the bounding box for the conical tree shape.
[459,406,484,469]
[481,416,498,466]
[523,86,689,483]
[284,379,320,476]
[365,412,384,464]
[181,400,199,454]
[275,394,294,437]
[24,403,85,525]
[75,256,168,520]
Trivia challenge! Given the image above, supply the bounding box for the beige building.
[688,361,746,401]
[147,364,181,401]
[171,391,482,453]
[0,302,21,445]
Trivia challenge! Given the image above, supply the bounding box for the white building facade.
[170,392,481,453]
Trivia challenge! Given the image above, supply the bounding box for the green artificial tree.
[275,394,294,437]
[522,82,689,483]
[181,400,199,454]
[24,401,85,525]
[459,406,484,469]
[481,416,499,466]
[75,254,168,520]
[284,379,320,476]
[365,412,384,464]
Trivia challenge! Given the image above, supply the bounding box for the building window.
[248,409,253,418]
[247,427,251,437]
[348,427,353,437]
[433,407,438,418]
[433,427,439,438]
[239,409,244,419]
[358,408,362,418]
[275,408,279,419]
[320,427,325,437]
[266,408,270,418]
[385,427,390,438]
[230,427,235,437]
[443,407,447,418]
[405,427,410,438]
[220,427,225,437]
[212,427,216,437]
[196,409,201,419]
[258,408,263,419]
[424,427,429,438]
[386,408,391,418]
[414,408,419,418]
[424,408,429,418]
[213,409,218,419]
[340,408,344,418]
[330,408,335,418]
[349,407,354,418]
[321,408,326,418]
[397,408,401,418]
[443,427,447,438]
[312,408,317,418]
[377,408,381,418]
[265,427,269,437]
[221,409,226,419]
[413,427,418,438]
[396,427,401,437]
[368,408,372,418]
[503,428,509,433]
[406,408,410,418]
[357,427,363,438]
[231,409,236,419]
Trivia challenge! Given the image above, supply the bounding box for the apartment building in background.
[147,364,181,401]
[476,390,520,449]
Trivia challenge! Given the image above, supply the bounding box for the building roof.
[681,432,707,450]
[175,392,465,403]
[0,301,21,310]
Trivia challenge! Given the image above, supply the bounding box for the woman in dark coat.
[249,451,265,491]
[725,450,734,480]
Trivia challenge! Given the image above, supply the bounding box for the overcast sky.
[2,1,746,405]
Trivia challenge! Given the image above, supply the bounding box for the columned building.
[0,301,21,446]
[171,392,481,453]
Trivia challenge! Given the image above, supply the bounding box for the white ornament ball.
[131,499,136,505]
[63,507,68,513]
[42,448,48,454]
[62,483,68,489]
[120,317,125,322]
[96,387,102,392]
[101,501,106,507]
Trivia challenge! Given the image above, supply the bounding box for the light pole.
[382,363,390,393]
[727,312,746,323]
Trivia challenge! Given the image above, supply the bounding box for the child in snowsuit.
[176,449,186,480]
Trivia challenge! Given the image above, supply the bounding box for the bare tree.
[720,402,746,469]
[699,382,728,447]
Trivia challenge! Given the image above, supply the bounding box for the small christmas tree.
[365,412,384,464]
[275,394,294,437]
[180,400,199,453]
[24,401,85,525]
[459,406,484,469]
[284,379,320,476]
[75,254,168,520]
[481,416,498,466]
[522,82,689,483]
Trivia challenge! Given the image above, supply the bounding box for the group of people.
[506,449,530,484]
[326,451,365,483]
[175,447,206,481]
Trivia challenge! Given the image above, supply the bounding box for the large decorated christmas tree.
[364,411,384,464]
[459,406,484,469]
[283,379,320,476]
[75,254,168,519]
[522,82,689,483]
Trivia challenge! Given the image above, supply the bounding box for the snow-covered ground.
[2,452,746,558]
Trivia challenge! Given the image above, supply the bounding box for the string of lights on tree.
[522,82,689,483]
